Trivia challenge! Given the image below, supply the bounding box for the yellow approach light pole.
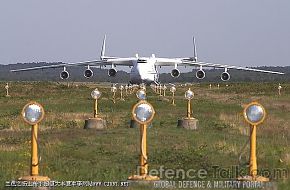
[163,85,167,97]
[19,102,50,182]
[84,88,106,129]
[278,83,282,96]
[120,85,125,101]
[128,94,159,181]
[111,86,117,103]
[159,84,162,96]
[125,85,128,96]
[238,101,269,182]
[5,83,11,97]
[177,88,198,130]
[91,88,101,118]
[170,86,176,106]
[185,88,194,119]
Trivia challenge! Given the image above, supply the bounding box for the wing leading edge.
[153,58,284,75]
[10,58,134,72]
[181,61,285,75]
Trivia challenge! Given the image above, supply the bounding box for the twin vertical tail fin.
[193,36,198,62]
[100,34,106,60]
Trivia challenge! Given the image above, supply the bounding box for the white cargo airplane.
[11,35,284,84]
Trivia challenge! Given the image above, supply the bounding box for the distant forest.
[1,62,289,83]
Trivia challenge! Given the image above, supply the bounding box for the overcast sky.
[0,0,289,68]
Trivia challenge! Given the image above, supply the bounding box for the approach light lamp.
[185,88,194,100]
[129,100,159,180]
[111,86,117,93]
[19,101,50,182]
[136,89,146,100]
[239,101,269,182]
[5,83,10,97]
[132,100,155,125]
[170,86,176,105]
[91,88,101,100]
[91,88,102,118]
[159,84,163,94]
[243,102,266,126]
[22,102,45,125]
[170,86,176,93]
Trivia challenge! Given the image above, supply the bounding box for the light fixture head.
[244,102,266,126]
[132,100,155,125]
[136,89,146,100]
[91,88,101,99]
[22,102,45,125]
[185,88,194,100]
[170,86,176,93]
[111,86,117,92]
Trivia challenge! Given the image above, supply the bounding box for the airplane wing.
[103,58,134,66]
[10,60,102,72]
[154,58,183,66]
[182,61,285,75]
[10,58,134,72]
[154,58,284,75]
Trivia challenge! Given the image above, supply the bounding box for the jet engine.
[60,70,69,79]
[84,68,93,78]
[171,68,180,78]
[195,69,206,79]
[221,71,230,81]
[108,68,117,77]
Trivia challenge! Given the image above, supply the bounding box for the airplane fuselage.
[129,58,159,84]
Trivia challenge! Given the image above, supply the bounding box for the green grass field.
[0,81,289,190]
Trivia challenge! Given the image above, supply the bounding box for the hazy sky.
[0,0,289,68]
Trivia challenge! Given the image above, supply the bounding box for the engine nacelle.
[221,72,230,81]
[196,69,206,79]
[60,70,69,79]
[171,69,180,78]
[108,68,117,77]
[84,69,93,78]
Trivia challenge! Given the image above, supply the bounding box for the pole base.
[128,175,160,181]
[177,117,198,130]
[237,175,269,182]
[84,118,107,129]
[18,175,50,181]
